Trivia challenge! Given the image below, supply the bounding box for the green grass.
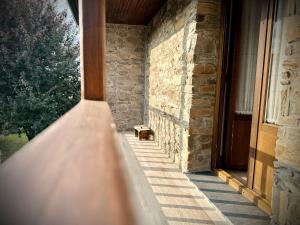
[0,133,28,162]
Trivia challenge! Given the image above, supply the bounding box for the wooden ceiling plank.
[69,0,166,25]
[105,0,165,25]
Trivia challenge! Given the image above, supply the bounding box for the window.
[265,0,299,124]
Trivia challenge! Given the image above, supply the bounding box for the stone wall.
[104,1,300,222]
[271,2,300,224]
[144,0,221,172]
[106,24,146,131]
[187,1,221,171]
[272,162,300,225]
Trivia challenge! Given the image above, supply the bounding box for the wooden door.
[226,114,252,169]
[248,0,277,204]
[222,0,261,170]
[223,0,244,169]
[250,0,300,204]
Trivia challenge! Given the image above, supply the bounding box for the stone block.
[190,107,214,117]
[272,161,300,225]
[192,97,213,107]
[175,16,186,31]
[198,84,216,95]
[197,1,220,16]
[193,63,216,74]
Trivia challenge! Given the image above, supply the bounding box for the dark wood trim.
[258,0,277,127]
[211,0,229,170]
[79,0,106,101]
[223,0,244,169]
[212,0,276,189]
[247,0,275,189]
[233,113,252,121]
[212,0,245,169]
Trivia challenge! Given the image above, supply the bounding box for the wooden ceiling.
[107,0,166,25]
[69,0,167,25]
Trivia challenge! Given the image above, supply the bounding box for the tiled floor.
[187,173,270,225]
[119,133,229,225]
[119,133,270,225]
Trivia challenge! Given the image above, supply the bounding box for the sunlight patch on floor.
[123,133,229,225]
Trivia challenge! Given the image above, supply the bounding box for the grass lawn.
[0,133,28,162]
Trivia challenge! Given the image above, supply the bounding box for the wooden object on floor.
[0,100,136,225]
[134,125,152,140]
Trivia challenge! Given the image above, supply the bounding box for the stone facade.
[187,1,221,171]
[144,0,221,172]
[104,1,300,222]
[271,3,300,225]
[272,162,300,225]
[106,24,146,131]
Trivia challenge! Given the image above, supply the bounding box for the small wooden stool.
[134,125,151,140]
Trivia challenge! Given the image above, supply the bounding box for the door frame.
[247,0,276,188]
[211,0,231,170]
[211,0,276,190]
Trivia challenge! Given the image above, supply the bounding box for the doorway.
[212,0,283,209]
[219,0,263,184]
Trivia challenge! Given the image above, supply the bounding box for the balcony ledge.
[0,100,135,225]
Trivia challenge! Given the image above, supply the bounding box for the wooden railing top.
[0,100,135,225]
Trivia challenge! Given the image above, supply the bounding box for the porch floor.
[120,133,229,225]
[187,173,270,225]
[119,133,270,225]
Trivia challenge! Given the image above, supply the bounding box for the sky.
[55,0,77,24]
[54,0,79,42]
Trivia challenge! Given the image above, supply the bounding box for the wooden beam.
[211,0,227,170]
[0,100,136,225]
[80,0,106,100]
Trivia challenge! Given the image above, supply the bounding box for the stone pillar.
[183,0,221,171]
[144,0,222,172]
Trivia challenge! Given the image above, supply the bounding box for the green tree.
[0,0,80,140]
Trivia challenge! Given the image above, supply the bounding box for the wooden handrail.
[0,100,136,225]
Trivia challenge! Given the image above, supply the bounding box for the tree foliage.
[0,0,80,139]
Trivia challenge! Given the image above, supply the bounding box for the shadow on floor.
[120,133,229,225]
[187,172,271,225]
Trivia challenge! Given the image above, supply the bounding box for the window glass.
[265,0,300,124]
[235,0,262,115]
